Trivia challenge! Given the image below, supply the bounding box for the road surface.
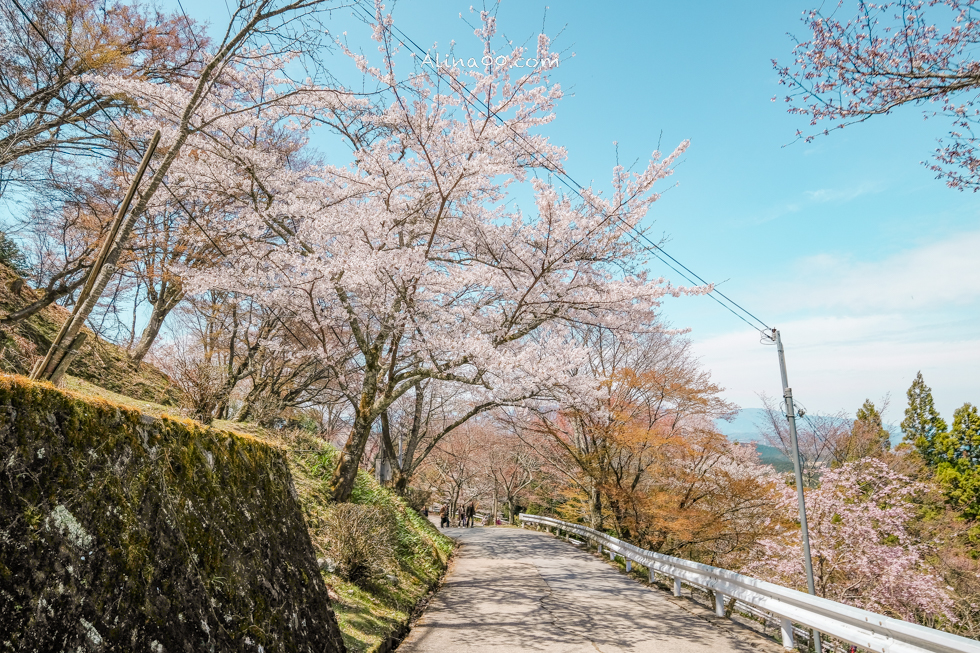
[400,524,783,653]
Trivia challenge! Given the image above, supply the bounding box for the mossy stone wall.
[0,375,345,652]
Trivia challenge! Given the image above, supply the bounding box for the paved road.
[400,525,783,653]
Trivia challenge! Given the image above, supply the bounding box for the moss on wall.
[0,375,345,652]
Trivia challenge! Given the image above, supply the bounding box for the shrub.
[322,503,398,584]
[401,486,431,515]
[147,341,227,423]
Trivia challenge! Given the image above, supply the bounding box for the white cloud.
[785,231,980,313]
[693,314,980,421]
[802,181,883,204]
[688,230,980,421]
[754,181,884,225]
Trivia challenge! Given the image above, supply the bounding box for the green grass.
[282,439,455,653]
[0,263,181,406]
[1,256,456,652]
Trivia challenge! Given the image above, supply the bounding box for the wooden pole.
[32,131,160,381]
[49,332,88,386]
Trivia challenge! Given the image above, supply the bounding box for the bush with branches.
[321,503,398,585]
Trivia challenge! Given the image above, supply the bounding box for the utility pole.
[31,130,161,383]
[773,328,822,653]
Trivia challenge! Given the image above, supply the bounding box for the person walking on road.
[439,504,449,528]
[466,502,475,528]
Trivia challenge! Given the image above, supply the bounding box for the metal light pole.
[773,328,822,652]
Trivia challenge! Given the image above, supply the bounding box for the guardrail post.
[625,559,632,572]
[779,618,794,650]
[515,514,980,653]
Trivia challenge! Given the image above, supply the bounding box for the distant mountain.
[754,443,794,473]
[715,408,770,443]
[715,408,903,446]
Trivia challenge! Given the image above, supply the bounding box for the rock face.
[0,376,346,653]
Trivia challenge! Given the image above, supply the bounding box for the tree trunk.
[328,410,375,502]
[589,482,603,530]
[608,496,628,538]
[393,468,411,494]
[1,274,87,325]
[129,281,183,364]
[389,386,426,494]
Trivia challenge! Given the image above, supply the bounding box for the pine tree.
[854,399,891,453]
[900,372,947,466]
[934,404,980,519]
[0,231,25,274]
[944,404,980,462]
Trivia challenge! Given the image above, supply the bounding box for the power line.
[15,0,769,336]
[9,0,224,255]
[348,0,771,333]
[175,0,207,53]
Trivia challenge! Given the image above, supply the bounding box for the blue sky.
[179,0,980,421]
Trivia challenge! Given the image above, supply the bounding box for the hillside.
[0,263,181,405]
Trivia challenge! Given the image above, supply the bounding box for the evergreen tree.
[0,231,25,274]
[853,399,891,453]
[934,403,980,520]
[901,372,947,466]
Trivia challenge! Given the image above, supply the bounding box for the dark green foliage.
[854,398,891,452]
[900,374,980,520]
[0,376,346,652]
[902,371,948,465]
[934,404,980,520]
[0,231,26,274]
[755,442,794,472]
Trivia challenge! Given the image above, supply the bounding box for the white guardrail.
[519,514,980,653]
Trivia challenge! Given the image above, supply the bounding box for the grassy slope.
[0,264,181,405]
[56,376,454,653]
[279,436,454,653]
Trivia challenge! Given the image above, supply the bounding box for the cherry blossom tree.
[484,429,540,524]
[757,394,853,482]
[375,381,501,494]
[775,1,980,189]
[745,458,956,624]
[0,0,204,198]
[47,0,349,370]
[165,9,697,502]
